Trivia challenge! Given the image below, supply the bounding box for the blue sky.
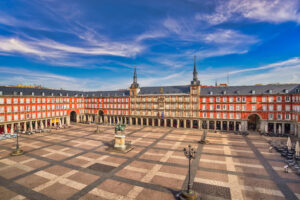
[0,0,300,90]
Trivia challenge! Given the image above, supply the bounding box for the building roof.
[0,86,130,97]
[201,84,300,96]
[139,85,190,95]
[0,83,299,97]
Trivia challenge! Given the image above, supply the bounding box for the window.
[269,105,274,111]
[203,112,207,118]
[209,97,214,103]
[222,105,227,110]
[242,97,246,102]
[223,97,227,102]
[277,105,282,111]
[13,98,18,104]
[209,113,214,118]
[285,114,290,120]
[209,105,214,110]
[277,114,282,120]
[216,97,220,102]
[262,97,266,102]
[252,97,256,102]
[252,105,256,111]
[7,98,11,104]
[262,105,267,111]
[216,105,221,110]
[223,113,227,119]
[229,97,233,102]
[269,97,274,102]
[276,96,282,102]
[236,113,241,119]
[242,105,246,111]
[229,105,234,111]
[0,106,4,113]
[285,105,290,111]
[236,97,241,102]
[269,113,273,120]
[285,96,290,102]
[0,98,3,104]
[236,105,241,111]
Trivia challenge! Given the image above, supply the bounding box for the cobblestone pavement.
[0,124,299,200]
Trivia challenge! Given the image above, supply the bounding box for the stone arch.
[70,111,77,122]
[247,114,261,131]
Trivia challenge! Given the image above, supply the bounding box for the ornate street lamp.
[10,125,24,156]
[179,144,197,200]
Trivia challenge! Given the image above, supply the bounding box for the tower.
[130,64,140,96]
[191,55,200,86]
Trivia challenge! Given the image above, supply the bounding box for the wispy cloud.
[196,0,300,24]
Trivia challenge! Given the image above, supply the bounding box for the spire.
[133,63,137,83]
[191,55,200,86]
[130,63,139,89]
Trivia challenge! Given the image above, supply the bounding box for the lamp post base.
[178,190,198,200]
[11,149,24,156]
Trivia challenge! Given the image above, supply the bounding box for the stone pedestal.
[114,135,126,151]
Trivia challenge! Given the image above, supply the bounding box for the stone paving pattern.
[0,124,299,200]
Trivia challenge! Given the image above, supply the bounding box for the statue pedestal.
[107,134,133,153]
[114,135,126,151]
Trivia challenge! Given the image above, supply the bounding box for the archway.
[98,110,104,124]
[70,111,77,122]
[248,114,260,131]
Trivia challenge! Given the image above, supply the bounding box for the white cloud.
[0,37,144,58]
[196,0,300,24]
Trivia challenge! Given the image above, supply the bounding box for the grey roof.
[0,83,299,97]
[139,85,190,95]
[0,86,130,97]
[201,84,300,96]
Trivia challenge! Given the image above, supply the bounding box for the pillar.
[184,120,186,128]
[198,120,201,130]
[11,123,14,134]
[214,121,216,130]
[164,119,167,127]
[171,119,173,128]
[227,121,229,131]
[274,123,277,134]
[24,122,27,131]
[146,118,149,126]
[177,119,179,128]
[158,118,161,126]
[30,121,33,131]
[234,121,236,131]
[35,121,38,130]
[129,117,132,125]
[152,118,154,127]
[4,124,7,134]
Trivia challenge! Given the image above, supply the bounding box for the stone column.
[146,118,149,126]
[11,123,14,134]
[227,121,229,131]
[24,122,27,131]
[234,121,236,131]
[214,121,216,130]
[152,118,154,127]
[129,117,132,125]
[184,120,186,128]
[177,119,180,128]
[171,119,173,128]
[29,121,33,131]
[4,124,7,134]
[35,121,38,130]
[274,123,277,134]
[198,120,201,130]
[164,119,167,127]
[158,118,161,126]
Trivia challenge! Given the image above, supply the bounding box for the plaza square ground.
[0,124,300,200]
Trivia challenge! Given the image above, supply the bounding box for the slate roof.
[201,84,300,96]
[0,84,299,97]
[139,85,190,95]
[0,86,130,97]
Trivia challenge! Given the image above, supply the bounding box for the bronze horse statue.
[115,123,126,135]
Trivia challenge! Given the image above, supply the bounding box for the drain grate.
[87,163,116,173]
[192,182,231,199]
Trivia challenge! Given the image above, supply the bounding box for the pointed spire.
[133,63,137,84]
[130,62,139,89]
[191,55,200,86]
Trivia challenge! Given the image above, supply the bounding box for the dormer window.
[209,91,213,95]
[51,93,54,96]
[19,92,23,96]
[66,93,68,96]
[0,91,2,95]
[269,89,273,94]
[59,93,62,96]
[222,91,226,95]
[32,92,35,96]
[92,94,95,97]
[42,92,45,96]
[284,89,288,94]
[235,90,239,94]
[13,91,17,95]
[251,90,255,94]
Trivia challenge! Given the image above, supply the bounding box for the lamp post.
[179,144,197,200]
[11,124,24,156]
